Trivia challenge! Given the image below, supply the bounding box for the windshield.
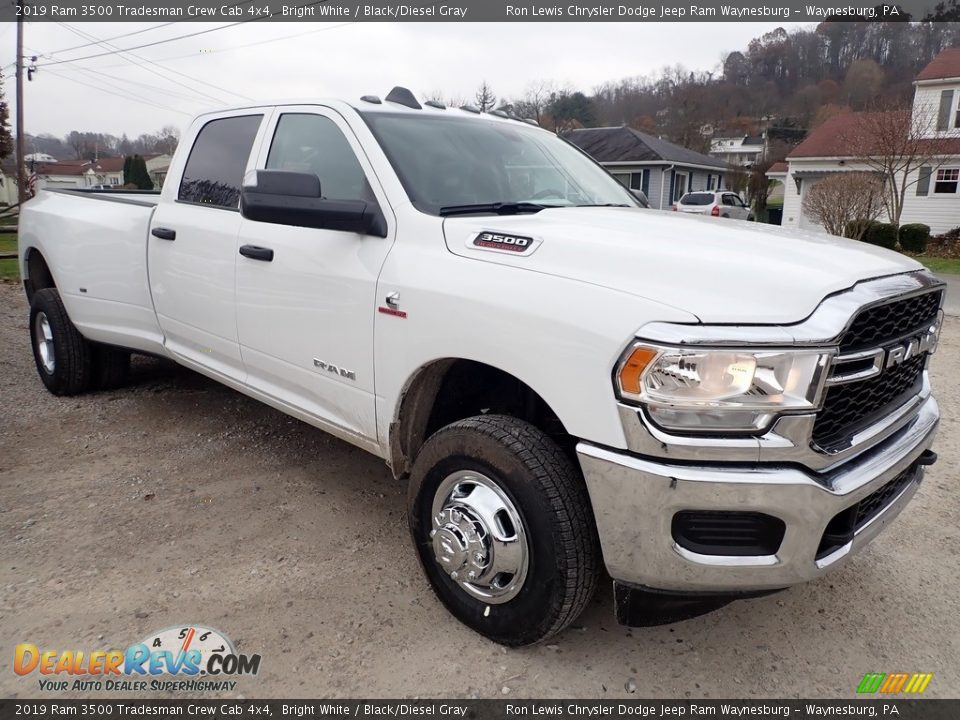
[680,192,715,206]
[360,112,639,215]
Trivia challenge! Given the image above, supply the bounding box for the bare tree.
[513,80,555,124]
[724,164,749,195]
[802,172,885,238]
[747,139,793,219]
[841,104,960,225]
[475,81,497,112]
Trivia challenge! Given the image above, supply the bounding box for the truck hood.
[443,207,923,324]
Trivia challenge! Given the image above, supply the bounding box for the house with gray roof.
[565,126,728,210]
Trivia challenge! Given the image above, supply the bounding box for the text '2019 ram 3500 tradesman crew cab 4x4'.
[19,87,943,646]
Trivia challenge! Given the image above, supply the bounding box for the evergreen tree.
[130,155,153,190]
[123,156,133,185]
[0,69,14,160]
[475,81,497,112]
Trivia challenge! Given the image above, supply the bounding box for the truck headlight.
[615,343,832,433]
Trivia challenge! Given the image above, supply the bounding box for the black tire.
[29,287,93,396]
[408,414,601,646]
[747,213,755,222]
[92,344,131,390]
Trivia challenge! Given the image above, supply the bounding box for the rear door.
[148,111,269,381]
[234,107,395,446]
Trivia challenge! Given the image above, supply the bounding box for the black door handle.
[151,227,176,241]
[239,244,274,262]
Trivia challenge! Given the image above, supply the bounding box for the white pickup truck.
[19,87,943,646]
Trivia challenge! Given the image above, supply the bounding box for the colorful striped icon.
[857,672,933,694]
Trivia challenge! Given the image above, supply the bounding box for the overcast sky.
[0,21,808,140]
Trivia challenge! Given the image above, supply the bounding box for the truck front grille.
[839,290,943,352]
[812,289,941,453]
[813,354,925,452]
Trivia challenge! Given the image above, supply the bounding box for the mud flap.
[613,582,785,627]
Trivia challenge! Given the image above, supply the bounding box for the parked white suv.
[676,190,753,221]
[17,87,943,646]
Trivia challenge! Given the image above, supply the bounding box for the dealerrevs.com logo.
[14,625,261,693]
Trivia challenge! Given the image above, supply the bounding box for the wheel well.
[389,359,573,479]
[23,249,55,303]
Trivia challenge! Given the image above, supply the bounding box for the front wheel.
[407,414,601,646]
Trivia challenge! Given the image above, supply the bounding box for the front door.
[148,112,267,381]
[234,108,395,445]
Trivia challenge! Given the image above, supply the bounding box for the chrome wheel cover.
[430,470,529,604]
[34,311,55,375]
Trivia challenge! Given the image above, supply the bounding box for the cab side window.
[178,114,263,209]
[722,194,736,206]
[266,113,375,203]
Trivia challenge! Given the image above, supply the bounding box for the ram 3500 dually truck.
[19,88,943,646]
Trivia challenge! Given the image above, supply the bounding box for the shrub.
[899,223,930,253]
[861,222,898,249]
[844,219,881,241]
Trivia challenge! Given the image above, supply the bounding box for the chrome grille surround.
[619,270,945,475]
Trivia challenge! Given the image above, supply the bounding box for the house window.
[934,167,959,194]
[707,174,715,190]
[629,170,648,193]
[612,173,630,188]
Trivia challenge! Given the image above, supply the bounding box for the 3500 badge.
[472,232,537,254]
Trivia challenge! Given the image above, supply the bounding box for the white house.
[145,153,172,189]
[24,152,58,164]
[709,134,765,167]
[776,47,960,235]
[32,157,126,190]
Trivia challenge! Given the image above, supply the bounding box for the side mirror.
[630,189,650,208]
[240,170,386,237]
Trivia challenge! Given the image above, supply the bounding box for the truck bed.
[19,188,165,354]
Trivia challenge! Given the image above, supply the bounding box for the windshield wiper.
[439,201,552,217]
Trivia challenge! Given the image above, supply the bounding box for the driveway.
[1,281,958,699]
[938,272,960,317]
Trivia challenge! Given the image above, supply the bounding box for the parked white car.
[18,88,943,646]
[675,190,754,220]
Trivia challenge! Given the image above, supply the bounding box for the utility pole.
[15,9,26,205]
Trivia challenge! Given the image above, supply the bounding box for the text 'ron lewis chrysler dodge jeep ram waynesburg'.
[19,87,943,646]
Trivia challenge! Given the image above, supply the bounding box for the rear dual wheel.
[29,288,130,395]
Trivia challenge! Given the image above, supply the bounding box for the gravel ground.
[1,279,958,699]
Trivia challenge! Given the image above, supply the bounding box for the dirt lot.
[1,280,958,699]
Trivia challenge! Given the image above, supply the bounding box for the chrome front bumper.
[578,395,939,592]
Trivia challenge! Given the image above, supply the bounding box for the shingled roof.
[917,47,960,81]
[565,126,726,168]
[788,110,960,159]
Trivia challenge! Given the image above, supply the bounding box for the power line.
[38,22,179,56]
[35,1,330,68]
[94,21,357,67]
[36,0,256,56]
[52,23,246,105]
[54,63,214,106]
[42,66,192,116]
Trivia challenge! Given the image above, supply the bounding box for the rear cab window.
[178,114,264,209]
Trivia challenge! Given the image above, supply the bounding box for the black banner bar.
[0,0,954,23]
[2,700,960,720]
